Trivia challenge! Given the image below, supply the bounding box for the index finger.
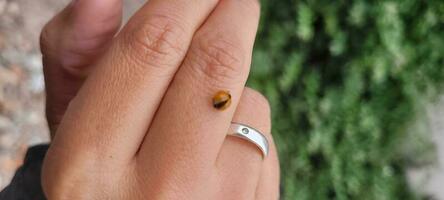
[47,0,220,166]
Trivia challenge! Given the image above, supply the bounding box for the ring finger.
[216,87,277,199]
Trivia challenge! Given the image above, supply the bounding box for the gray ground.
[410,98,444,199]
[0,0,443,198]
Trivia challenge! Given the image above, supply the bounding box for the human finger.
[217,87,273,199]
[41,0,123,137]
[139,0,261,169]
[44,0,221,183]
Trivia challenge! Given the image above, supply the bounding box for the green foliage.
[249,1,444,199]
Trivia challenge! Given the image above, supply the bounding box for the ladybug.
[212,91,231,110]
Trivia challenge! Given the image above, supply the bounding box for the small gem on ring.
[242,128,249,134]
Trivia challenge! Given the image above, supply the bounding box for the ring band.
[228,123,269,158]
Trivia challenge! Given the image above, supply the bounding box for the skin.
[40,0,280,199]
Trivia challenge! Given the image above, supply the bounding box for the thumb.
[41,0,123,138]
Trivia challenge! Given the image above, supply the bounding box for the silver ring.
[228,123,269,158]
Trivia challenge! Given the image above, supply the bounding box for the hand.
[40,0,279,199]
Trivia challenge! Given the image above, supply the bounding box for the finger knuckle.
[39,21,91,76]
[121,14,187,67]
[240,0,261,19]
[188,34,246,85]
[39,21,56,56]
[244,88,271,116]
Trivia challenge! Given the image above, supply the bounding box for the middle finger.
[139,0,261,168]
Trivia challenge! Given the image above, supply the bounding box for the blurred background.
[0,0,443,199]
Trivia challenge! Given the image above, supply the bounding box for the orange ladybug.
[212,91,231,110]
